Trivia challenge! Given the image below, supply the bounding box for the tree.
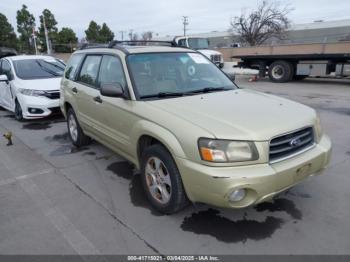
[99,23,114,43]
[0,13,17,49]
[128,30,138,41]
[141,31,153,41]
[38,9,58,52]
[16,4,36,53]
[231,0,292,46]
[55,27,77,53]
[85,21,101,43]
[85,21,114,43]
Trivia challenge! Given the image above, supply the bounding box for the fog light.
[28,108,44,114]
[229,189,246,202]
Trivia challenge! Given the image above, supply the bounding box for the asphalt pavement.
[0,76,349,255]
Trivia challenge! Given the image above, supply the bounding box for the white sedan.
[0,55,65,120]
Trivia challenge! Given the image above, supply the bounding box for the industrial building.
[187,19,350,48]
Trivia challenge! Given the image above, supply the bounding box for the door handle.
[93,96,103,103]
[72,87,78,94]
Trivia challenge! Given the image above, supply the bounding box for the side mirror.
[100,83,125,98]
[0,74,9,83]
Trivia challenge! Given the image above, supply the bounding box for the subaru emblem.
[290,138,302,147]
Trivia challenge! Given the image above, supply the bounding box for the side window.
[98,55,126,89]
[1,60,13,80]
[65,53,84,80]
[77,55,102,88]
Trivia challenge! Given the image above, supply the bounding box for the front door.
[96,55,135,156]
[0,59,15,111]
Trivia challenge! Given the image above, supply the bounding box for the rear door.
[0,59,15,111]
[74,54,104,136]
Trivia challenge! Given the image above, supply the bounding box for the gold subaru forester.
[60,41,331,214]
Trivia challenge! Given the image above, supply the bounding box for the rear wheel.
[14,100,23,121]
[268,61,294,83]
[67,107,90,147]
[141,144,189,214]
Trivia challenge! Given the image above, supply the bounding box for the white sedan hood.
[14,77,61,91]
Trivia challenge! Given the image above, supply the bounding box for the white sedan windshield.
[14,58,65,80]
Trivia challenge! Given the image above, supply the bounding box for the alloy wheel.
[68,113,78,142]
[145,157,172,204]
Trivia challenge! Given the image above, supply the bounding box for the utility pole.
[182,16,189,36]
[43,16,51,55]
[119,30,127,40]
[32,26,38,55]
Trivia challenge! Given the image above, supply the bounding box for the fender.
[130,120,187,168]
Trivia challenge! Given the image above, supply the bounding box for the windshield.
[127,52,236,99]
[188,38,209,49]
[14,58,65,80]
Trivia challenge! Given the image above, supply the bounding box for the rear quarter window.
[65,53,84,80]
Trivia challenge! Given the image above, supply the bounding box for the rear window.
[14,58,65,80]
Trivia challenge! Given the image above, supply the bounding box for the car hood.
[14,77,61,91]
[147,89,316,141]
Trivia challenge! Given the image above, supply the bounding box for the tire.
[140,144,189,214]
[268,61,294,83]
[14,100,23,121]
[67,107,90,147]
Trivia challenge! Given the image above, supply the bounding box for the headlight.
[198,138,259,163]
[18,88,46,97]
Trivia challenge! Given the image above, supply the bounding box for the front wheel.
[141,144,189,214]
[67,108,91,147]
[14,100,23,121]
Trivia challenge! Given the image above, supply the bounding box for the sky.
[1,0,350,39]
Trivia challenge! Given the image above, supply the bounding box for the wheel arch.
[132,121,186,169]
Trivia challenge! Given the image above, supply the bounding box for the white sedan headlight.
[198,138,259,162]
[18,88,46,97]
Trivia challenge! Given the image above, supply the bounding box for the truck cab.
[174,36,225,68]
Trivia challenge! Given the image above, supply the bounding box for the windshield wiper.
[140,92,185,99]
[41,60,65,71]
[186,87,230,94]
[35,61,60,77]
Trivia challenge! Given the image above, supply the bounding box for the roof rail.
[79,43,108,50]
[108,40,178,48]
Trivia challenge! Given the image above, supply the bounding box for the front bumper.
[176,134,331,208]
[17,94,60,119]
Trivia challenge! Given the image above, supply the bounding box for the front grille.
[269,127,314,162]
[43,91,60,100]
[210,54,221,63]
